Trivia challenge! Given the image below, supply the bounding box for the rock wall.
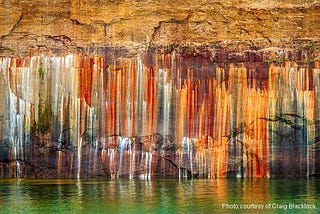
[1,0,320,55]
[0,0,320,179]
[0,50,320,179]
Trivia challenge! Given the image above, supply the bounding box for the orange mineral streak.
[177,86,187,146]
[79,56,93,107]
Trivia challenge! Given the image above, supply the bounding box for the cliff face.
[0,1,320,179]
[1,0,320,55]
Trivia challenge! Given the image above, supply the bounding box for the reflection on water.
[0,178,319,213]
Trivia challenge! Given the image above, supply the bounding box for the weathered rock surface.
[1,0,320,55]
[1,1,320,179]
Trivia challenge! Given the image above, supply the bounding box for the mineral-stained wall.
[0,0,320,179]
[0,51,320,179]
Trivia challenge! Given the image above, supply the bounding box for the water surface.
[0,178,319,213]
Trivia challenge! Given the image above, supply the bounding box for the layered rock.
[1,0,320,55]
[0,0,320,179]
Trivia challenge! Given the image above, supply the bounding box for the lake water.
[0,178,319,213]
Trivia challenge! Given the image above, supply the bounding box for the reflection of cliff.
[0,50,319,178]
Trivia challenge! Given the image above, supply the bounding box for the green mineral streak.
[38,61,45,77]
[31,102,52,135]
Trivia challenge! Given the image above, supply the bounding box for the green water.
[0,178,319,213]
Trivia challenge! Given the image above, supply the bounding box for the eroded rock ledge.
[1,0,320,56]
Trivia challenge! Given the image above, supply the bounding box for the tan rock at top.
[0,0,319,55]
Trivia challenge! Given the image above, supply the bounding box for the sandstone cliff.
[1,0,320,56]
